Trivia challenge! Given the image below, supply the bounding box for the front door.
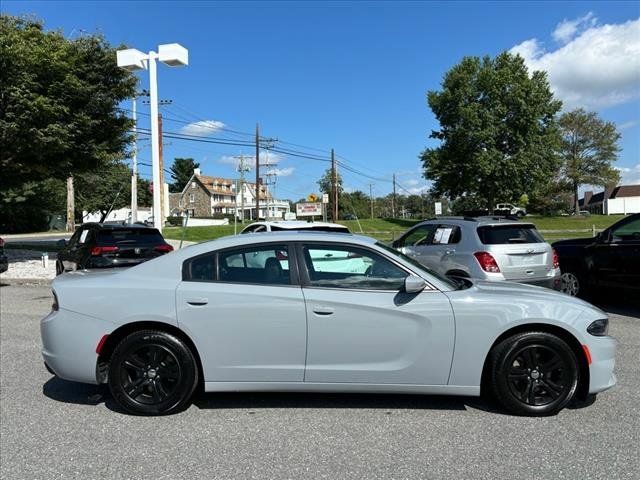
[176,243,307,382]
[299,243,455,385]
[592,216,640,290]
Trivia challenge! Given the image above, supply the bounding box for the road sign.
[307,194,318,202]
[322,194,329,204]
[296,203,323,217]
[435,202,442,215]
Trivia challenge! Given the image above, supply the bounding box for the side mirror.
[392,239,402,249]
[596,230,609,243]
[404,275,427,294]
[56,239,67,247]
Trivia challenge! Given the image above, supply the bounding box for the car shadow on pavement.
[192,391,497,413]
[42,376,126,412]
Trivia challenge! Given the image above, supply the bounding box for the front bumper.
[587,335,617,394]
[41,309,113,384]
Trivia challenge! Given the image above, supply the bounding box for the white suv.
[495,203,527,217]
[241,221,350,234]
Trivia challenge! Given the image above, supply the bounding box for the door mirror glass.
[404,275,426,294]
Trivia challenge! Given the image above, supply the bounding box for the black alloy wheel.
[108,330,198,415]
[490,332,579,416]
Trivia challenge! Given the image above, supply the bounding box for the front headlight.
[587,318,609,336]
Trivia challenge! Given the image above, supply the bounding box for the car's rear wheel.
[55,260,64,276]
[108,330,198,415]
[489,332,579,416]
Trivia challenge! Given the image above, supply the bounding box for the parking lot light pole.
[116,44,188,232]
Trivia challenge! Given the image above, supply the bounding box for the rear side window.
[432,225,461,245]
[97,229,165,245]
[219,245,291,285]
[476,225,544,244]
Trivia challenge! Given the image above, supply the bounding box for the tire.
[489,331,579,416]
[108,330,199,415]
[560,270,587,298]
[55,261,64,276]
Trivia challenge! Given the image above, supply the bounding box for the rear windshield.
[476,224,544,244]
[270,225,350,233]
[97,228,165,245]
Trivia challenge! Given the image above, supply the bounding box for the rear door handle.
[186,297,208,306]
[312,305,334,315]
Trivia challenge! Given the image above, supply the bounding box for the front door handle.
[445,249,455,255]
[186,297,208,306]
[312,305,334,315]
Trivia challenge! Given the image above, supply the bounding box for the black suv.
[553,213,640,298]
[56,223,173,275]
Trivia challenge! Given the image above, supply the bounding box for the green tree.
[421,52,562,210]
[558,109,621,214]
[0,16,136,190]
[169,157,200,193]
[75,162,134,222]
[317,167,343,221]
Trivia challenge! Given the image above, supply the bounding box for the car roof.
[415,216,529,227]
[245,220,347,229]
[81,222,155,230]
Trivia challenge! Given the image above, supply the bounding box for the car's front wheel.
[108,330,199,415]
[489,332,579,416]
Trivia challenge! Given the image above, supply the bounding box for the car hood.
[462,279,600,311]
[552,237,596,248]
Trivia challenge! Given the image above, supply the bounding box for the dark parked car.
[553,213,640,298]
[0,237,8,274]
[56,223,173,275]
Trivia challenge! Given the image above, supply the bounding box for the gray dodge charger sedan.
[41,232,616,416]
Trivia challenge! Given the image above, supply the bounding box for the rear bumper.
[518,275,562,290]
[41,309,112,384]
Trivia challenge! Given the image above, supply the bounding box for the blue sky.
[3,1,639,200]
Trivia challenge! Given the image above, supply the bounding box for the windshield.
[375,242,459,289]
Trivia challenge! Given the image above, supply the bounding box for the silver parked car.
[41,232,615,416]
[393,217,561,289]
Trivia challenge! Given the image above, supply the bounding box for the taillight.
[90,246,119,256]
[552,248,559,269]
[474,251,500,273]
[154,244,174,253]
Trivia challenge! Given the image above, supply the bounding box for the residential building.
[169,168,290,220]
[579,185,640,215]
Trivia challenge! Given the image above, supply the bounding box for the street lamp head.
[116,48,148,71]
[158,43,189,67]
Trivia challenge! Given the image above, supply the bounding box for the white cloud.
[510,17,640,109]
[552,12,597,44]
[180,120,225,137]
[618,120,638,131]
[616,163,640,185]
[218,150,284,169]
[267,167,295,177]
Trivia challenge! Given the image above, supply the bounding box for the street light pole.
[117,43,188,232]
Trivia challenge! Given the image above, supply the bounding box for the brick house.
[169,168,290,220]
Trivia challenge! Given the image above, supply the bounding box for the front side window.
[611,218,640,242]
[303,244,408,290]
[398,224,436,247]
[219,245,291,285]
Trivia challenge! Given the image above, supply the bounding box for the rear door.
[299,242,455,385]
[176,243,307,382]
[476,224,552,281]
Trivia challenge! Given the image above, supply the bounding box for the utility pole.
[331,149,338,222]
[392,173,396,218]
[235,154,251,223]
[369,183,374,219]
[255,123,260,220]
[66,176,74,232]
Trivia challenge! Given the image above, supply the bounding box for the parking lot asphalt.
[1,282,638,480]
